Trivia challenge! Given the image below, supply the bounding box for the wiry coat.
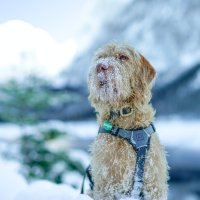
[87,43,168,200]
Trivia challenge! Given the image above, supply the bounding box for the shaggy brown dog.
[87,43,168,200]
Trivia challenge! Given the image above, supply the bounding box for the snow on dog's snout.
[88,56,131,102]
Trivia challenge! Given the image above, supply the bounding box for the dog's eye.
[119,54,129,61]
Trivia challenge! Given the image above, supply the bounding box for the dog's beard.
[88,58,131,102]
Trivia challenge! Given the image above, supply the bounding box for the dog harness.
[81,107,156,199]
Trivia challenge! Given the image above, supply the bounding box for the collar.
[110,106,134,118]
[95,106,134,119]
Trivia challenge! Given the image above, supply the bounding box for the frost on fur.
[87,43,168,200]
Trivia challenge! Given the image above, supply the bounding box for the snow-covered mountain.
[66,0,200,84]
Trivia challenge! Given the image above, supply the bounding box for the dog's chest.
[90,134,137,190]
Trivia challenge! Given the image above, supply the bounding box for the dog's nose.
[96,63,109,73]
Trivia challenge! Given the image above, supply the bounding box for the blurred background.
[0,0,200,199]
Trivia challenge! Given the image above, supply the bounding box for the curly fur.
[87,43,168,200]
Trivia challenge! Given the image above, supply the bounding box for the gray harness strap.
[81,124,155,199]
[100,124,155,198]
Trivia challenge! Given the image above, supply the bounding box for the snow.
[63,171,83,189]
[69,149,90,167]
[30,120,98,139]
[15,180,78,200]
[0,158,93,200]
[0,120,98,142]
[0,123,22,141]
[74,195,93,200]
[15,180,93,200]
[0,159,27,200]
[65,120,98,139]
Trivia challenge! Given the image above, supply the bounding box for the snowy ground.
[0,118,200,200]
[0,159,92,200]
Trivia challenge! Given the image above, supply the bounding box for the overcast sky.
[0,0,93,42]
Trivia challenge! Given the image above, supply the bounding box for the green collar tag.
[103,120,113,131]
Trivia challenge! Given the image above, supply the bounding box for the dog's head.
[88,43,156,104]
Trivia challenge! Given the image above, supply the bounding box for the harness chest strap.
[99,124,155,197]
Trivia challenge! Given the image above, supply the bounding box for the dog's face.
[88,43,156,103]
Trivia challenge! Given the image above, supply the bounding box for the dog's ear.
[140,55,156,83]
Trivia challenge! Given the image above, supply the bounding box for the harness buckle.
[120,106,134,117]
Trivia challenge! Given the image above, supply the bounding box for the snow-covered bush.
[19,128,85,183]
[1,125,86,187]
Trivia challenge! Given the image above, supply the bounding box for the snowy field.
[0,158,91,200]
[0,118,200,200]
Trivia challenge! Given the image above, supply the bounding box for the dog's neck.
[94,101,155,129]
